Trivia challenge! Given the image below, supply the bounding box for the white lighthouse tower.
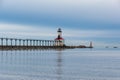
[55,28,64,46]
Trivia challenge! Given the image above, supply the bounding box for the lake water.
[0,48,120,80]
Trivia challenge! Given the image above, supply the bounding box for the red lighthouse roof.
[55,37,64,40]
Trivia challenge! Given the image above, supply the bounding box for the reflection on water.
[0,49,120,80]
[56,51,62,80]
[0,50,64,80]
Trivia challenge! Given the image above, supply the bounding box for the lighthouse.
[55,28,64,46]
[89,41,93,48]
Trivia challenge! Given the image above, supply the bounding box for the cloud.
[0,22,120,47]
[1,0,120,25]
[0,23,57,39]
[0,22,119,38]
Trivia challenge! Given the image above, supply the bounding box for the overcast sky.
[0,0,120,47]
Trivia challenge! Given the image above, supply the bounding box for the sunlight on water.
[0,48,120,80]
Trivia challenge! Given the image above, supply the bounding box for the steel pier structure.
[0,38,69,50]
[0,38,92,50]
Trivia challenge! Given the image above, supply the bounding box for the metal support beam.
[10,39,13,46]
[1,38,3,46]
[15,39,17,46]
[30,40,32,46]
[19,39,21,46]
[26,39,28,46]
[6,38,8,46]
[23,40,25,46]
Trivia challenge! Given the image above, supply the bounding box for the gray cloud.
[1,0,120,24]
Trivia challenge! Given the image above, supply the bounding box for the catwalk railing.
[0,38,67,50]
[0,38,61,47]
[0,38,92,50]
